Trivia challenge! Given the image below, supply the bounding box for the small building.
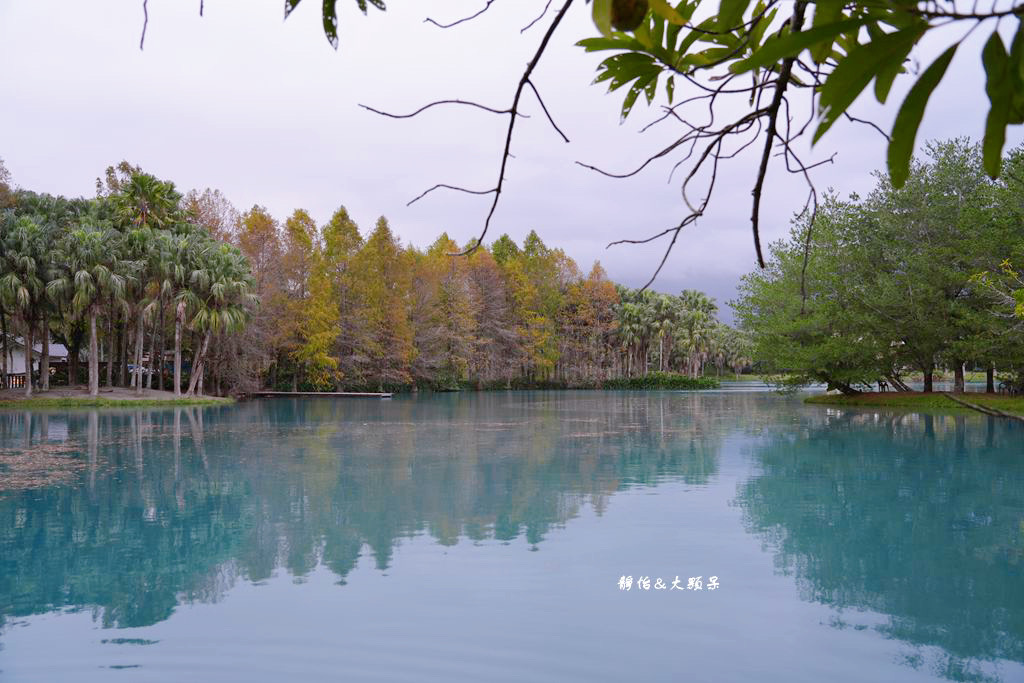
[2,335,72,387]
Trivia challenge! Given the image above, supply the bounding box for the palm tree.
[113,172,179,231]
[182,243,257,396]
[157,231,198,396]
[0,216,50,396]
[47,227,131,396]
[123,225,158,394]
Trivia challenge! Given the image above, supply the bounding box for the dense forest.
[734,140,1024,394]
[0,160,749,397]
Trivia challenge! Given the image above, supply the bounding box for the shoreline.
[0,386,233,408]
[804,391,1024,417]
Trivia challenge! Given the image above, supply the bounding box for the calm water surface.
[0,390,1022,682]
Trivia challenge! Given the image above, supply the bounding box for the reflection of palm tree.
[0,393,735,629]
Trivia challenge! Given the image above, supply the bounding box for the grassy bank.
[805,392,1024,416]
[0,387,233,408]
[0,397,232,408]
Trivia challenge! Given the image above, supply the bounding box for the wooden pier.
[247,391,392,399]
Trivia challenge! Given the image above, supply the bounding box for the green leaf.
[887,43,958,188]
[634,16,654,48]
[809,0,844,63]
[814,26,925,144]
[593,0,613,37]
[1009,19,1024,124]
[322,0,339,49]
[577,36,645,52]
[982,31,1011,178]
[873,55,906,104]
[649,0,689,25]
[285,0,302,19]
[731,18,871,74]
[666,74,675,103]
[717,0,750,32]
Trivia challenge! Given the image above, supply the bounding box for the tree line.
[0,159,750,396]
[734,139,1024,394]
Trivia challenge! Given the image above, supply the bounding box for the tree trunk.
[147,315,156,390]
[986,364,995,393]
[173,301,184,397]
[89,312,99,396]
[953,361,965,394]
[887,374,912,393]
[119,316,129,387]
[185,330,211,396]
[114,314,123,386]
[69,336,81,387]
[1,307,7,389]
[922,362,934,393]
[106,303,114,386]
[157,303,166,391]
[24,321,33,397]
[41,332,49,391]
[133,308,145,394]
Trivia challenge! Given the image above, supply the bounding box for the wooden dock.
[247,391,392,399]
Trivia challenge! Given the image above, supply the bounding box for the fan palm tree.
[47,226,131,396]
[0,216,50,396]
[182,243,257,396]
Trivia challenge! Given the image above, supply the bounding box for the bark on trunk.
[953,361,965,394]
[134,308,145,395]
[147,316,156,390]
[1,307,7,389]
[119,317,128,387]
[89,312,99,396]
[887,374,912,393]
[157,303,165,391]
[41,333,49,391]
[105,303,114,387]
[69,337,81,387]
[923,365,934,393]
[24,321,33,397]
[986,364,995,393]
[185,330,211,396]
[173,302,184,397]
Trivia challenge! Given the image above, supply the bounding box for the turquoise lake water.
[0,390,1022,682]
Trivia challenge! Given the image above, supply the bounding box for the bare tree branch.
[425,0,499,29]
[407,184,497,207]
[451,0,576,256]
[359,100,528,119]
[140,0,149,50]
[750,0,808,268]
[525,80,570,143]
[521,0,553,33]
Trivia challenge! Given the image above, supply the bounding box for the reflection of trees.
[0,391,745,628]
[738,410,1024,681]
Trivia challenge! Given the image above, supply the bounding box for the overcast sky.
[1,0,1020,322]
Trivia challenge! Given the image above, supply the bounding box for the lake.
[1,389,1022,682]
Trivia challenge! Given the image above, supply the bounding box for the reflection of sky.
[2,2,1021,322]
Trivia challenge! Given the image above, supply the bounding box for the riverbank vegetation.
[0,160,750,397]
[734,140,1024,396]
[805,392,1024,416]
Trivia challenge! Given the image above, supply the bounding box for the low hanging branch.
[139,0,1024,288]
[361,0,575,255]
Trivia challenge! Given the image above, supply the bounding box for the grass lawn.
[0,386,232,408]
[805,391,1024,416]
